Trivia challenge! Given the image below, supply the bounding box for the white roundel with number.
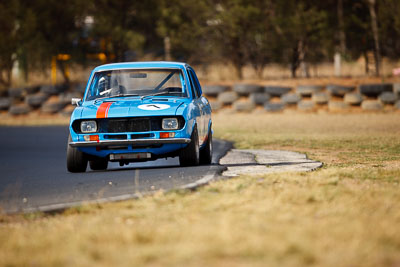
[138,104,170,110]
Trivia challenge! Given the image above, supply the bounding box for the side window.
[189,69,202,97]
[187,69,198,99]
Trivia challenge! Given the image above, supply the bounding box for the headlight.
[162,118,178,130]
[81,120,97,133]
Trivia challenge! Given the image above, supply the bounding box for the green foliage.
[271,0,332,77]
[212,0,274,78]
[156,0,212,62]
[377,0,400,58]
[1,0,400,85]
[0,1,19,88]
[89,0,156,61]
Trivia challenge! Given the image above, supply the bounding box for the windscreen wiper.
[140,91,172,100]
[95,93,139,102]
[108,93,139,98]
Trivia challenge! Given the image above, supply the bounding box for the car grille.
[72,116,185,134]
[100,118,159,133]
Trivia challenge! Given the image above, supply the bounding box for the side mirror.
[71,98,82,106]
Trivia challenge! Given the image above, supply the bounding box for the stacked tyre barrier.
[1,82,400,116]
[203,83,400,113]
[0,83,85,116]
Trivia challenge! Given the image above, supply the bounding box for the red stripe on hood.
[96,102,113,118]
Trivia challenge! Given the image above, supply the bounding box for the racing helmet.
[98,76,108,92]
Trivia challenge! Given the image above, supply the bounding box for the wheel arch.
[207,120,213,136]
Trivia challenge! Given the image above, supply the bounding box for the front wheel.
[179,126,200,167]
[66,134,88,173]
[89,158,108,171]
[200,126,213,165]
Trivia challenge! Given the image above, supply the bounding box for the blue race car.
[67,62,212,172]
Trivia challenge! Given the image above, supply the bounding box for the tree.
[0,1,19,89]
[337,0,347,55]
[242,0,279,78]
[376,0,400,60]
[156,0,213,64]
[90,0,160,63]
[215,1,249,79]
[367,0,381,76]
[271,0,331,78]
[4,0,400,86]
[16,0,87,84]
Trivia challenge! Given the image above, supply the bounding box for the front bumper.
[69,138,191,147]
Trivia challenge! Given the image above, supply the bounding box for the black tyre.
[9,104,31,115]
[328,101,349,112]
[25,93,49,108]
[361,100,383,111]
[394,84,400,97]
[264,102,285,112]
[8,87,24,99]
[296,85,324,97]
[179,126,200,167]
[72,83,86,93]
[326,84,355,97]
[67,134,87,172]
[359,83,393,97]
[41,84,68,95]
[312,92,330,104]
[263,86,291,96]
[379,92,397,104]
[41,102,66,114]
[297,100,315,111]
[200,127,213,165]
[25,85,40,95]
[233,83,263,96]
[249,92,270,105]
[217,91,239,105]
[395,100,400,109]
[344,93,363,105]
[233,101,255,112]
[202,85,229,97]
[281,93,301,105]
[0,98,11,110]
[89,158,108,171]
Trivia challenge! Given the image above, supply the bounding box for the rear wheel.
[67,134,88,172]
[200,126,213,165]
[179,126,200,167]
[89,158,108,171]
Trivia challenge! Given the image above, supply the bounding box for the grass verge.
[0,111,70,126]
[1,113,400,267]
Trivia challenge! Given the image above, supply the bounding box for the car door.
[187,68,206,145]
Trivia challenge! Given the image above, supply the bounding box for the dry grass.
[0,111,70,126]
[1,113,400,267]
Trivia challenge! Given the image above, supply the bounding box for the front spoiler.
[69,138,191,147]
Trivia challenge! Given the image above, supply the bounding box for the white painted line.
[18,148,322,214]
[21,193,142,213]
[180,173,216,190]
[20,173,219,214]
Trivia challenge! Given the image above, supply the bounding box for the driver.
[98,76,110,96]
[97,74,125,97]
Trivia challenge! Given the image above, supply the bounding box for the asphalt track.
[0,126,231,213]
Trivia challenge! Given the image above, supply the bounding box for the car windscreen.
[86,69,187,101]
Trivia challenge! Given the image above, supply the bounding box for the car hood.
[79,98,186,119]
